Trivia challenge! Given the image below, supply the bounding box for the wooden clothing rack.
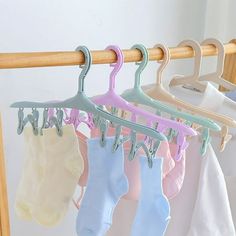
[0,40,236,236]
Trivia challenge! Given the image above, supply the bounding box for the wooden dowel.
[0,42,236,69]
[0,115,10,236]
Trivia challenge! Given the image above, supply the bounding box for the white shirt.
[170,82,236,234]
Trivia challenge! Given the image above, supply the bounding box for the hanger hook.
[201,38,225,77]
[178,39,202,80]
[154,44,171,85]
[106,45,124,91]
[75,46,92,93]
[131,44,149,88]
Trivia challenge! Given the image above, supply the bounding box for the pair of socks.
[15,125,83,226]
[76,128,181,201]
[77,127,186,201]
[76,137,170,236]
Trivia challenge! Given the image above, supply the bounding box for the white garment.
[186,144,234,235]
[106,136,234,236]
[170,82,236,234]
[168,136,235,236]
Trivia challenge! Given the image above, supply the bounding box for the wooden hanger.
[145,41,236,128]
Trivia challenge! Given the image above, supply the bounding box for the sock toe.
[15,200,32,220]
[32,206,64,226]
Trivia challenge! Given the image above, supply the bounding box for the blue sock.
[131,157,170,236]
[76,137,129,236]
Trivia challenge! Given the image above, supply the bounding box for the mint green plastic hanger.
[11,46,166,143]
[122,44,220,132]
[121,44,221,155]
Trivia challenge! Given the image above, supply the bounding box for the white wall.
[204,0,236,41]
[0,0,207,235]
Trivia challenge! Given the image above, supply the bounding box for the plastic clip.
[27,108,39,135]
[220,125,232,152]
[150,140,161,158]
[99,118,108,147]
[40,108,50,135]
[128,130,137,161]
[200,128,211,156]
[17,108,28,135]
[175,133,189,161]
[112,125,130,153]
[55,108,64,136]
[133,141,153,168]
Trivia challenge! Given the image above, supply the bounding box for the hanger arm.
[96,108,167,141]
[11,96,167,141]
[146,87,236,128]
[199,73,236,91]
[123,88,221,131]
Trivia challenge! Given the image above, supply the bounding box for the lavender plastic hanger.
[93,45,197,145]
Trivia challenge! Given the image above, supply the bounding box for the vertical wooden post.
[0,115,10,236]
[0,217,2,236]
[220,39,236,91]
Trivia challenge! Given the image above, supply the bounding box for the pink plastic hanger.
[93,45,197,144]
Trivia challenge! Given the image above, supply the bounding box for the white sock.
[15,127,44,220]
[31,125,84,226]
